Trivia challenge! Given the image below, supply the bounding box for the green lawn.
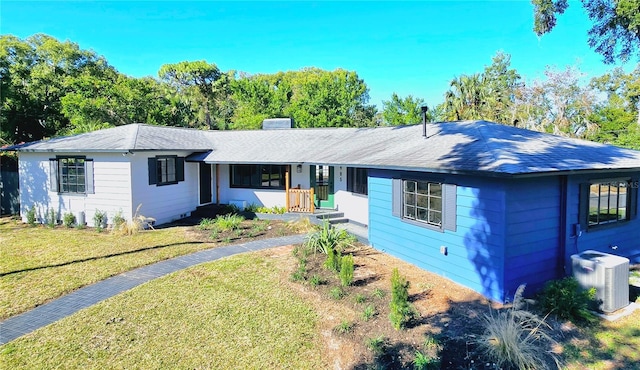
[0,217,214,319]
[0,254,324,369]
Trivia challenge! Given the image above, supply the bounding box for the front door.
[310,165,334,209]
[199,163,212,204]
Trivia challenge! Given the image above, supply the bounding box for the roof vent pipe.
[421,104,429,138]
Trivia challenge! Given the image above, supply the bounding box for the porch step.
[315,211,349,225]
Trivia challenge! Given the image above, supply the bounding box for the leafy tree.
[381,93,427,125]
[443,52,521,124]
[532,0,640,64]
[514,65,595,136]
[159,61,232,130]
[587,66,640,148]
[0,34,113,143]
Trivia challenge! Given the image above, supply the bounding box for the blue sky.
[1,1,633,108]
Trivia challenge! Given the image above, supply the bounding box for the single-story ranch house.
[6,120,640,303]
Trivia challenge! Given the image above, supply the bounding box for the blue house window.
[588,180,630,227]
[403,180,442,227]
[580,178,637,230]
[49,157,94,194]
[392,178,457,232]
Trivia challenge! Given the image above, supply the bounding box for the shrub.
[111,210,126,231]
[214,213,245,232]
[339,254,355,286]
[26,206,36,226]
[389,268,415,330]
[324,246,342,273]
[478,285,558,370]
[538,277,597,323]
[93,209,107,231]
[63,212,76,228]
[304,220,355,255]
[244,203,259,212]
[46,209,57,228]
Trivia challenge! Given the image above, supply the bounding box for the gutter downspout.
[215,164,220,205]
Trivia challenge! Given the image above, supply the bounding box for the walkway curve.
[0,234,305,345]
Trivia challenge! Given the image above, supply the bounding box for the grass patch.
[0,254,324,369]
[0,218,199,319]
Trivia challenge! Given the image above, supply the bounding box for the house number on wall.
[339,167,343,181]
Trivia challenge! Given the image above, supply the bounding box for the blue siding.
[504,177,562,296]
[565,173,640,265]
[368,169,507,302]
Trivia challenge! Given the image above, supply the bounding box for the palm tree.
[443,74,489,121]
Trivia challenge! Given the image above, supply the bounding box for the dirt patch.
[258,243,498,369]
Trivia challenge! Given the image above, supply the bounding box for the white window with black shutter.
[49,156,94,195]
[392,178,456,232]
[148,156,185,186]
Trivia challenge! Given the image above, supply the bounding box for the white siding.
[334,165,368,225]
[131,151,199,225]
[18,152,132,227]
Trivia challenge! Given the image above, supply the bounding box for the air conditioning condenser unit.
[571,250,629,313]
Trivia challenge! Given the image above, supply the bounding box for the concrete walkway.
[0,234,305,345]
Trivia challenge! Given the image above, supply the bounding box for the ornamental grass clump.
[477,285,559,370]
[304,220,355,255]
[213,213,245,232]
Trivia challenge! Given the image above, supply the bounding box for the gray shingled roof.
[8,121,640,176]
[7,124,215,152]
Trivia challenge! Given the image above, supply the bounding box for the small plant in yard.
[324,246,342,273]
[372,288,386,299]
[538,276,597,323]
[63,212,76,228]
[362,304,377,321]
[478,284,559,370]
[198,218,217,230]
[365,335,387,357]
[209,229,219,240]
[244,203,259,212]
[214,213,245,232]
[389,268,415,330]
[113,204,155,236]
[329,286,346,300]
[339,254,355,286]
[93,209,107,231]
[286,217,316,234]
[112,210,125,231]
[414,336,442,370]
[304,220,355,255]
[46,209,57,228]
[309,274,324,287]
[333,320,354,335]
[26,205,37,226]
[354,293,367,304]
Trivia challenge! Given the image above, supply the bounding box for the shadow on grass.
[0,241,206,277]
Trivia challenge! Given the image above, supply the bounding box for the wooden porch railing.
[286,188,315,213]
